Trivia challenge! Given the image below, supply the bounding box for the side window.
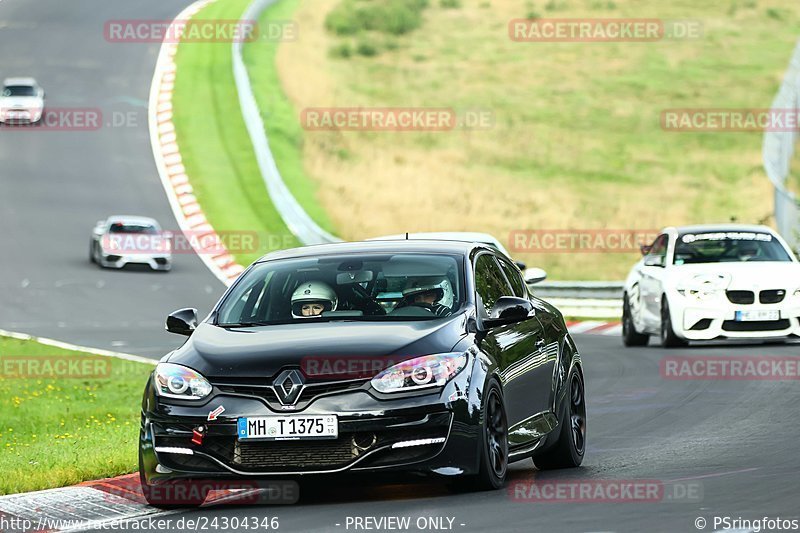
[498,259,527,298]
[646,234,669,267]
[474,254,513,316]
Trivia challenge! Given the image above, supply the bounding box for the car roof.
[2,77,38,87]
[256,239,487,263]
[667,224,776,236]
[105,215,159,226]
[368,231,509,254]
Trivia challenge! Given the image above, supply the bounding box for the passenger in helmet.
[291,281,338,318]
[397,276,453,317]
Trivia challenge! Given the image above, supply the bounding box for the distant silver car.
[0,77,45,124]
[90,216,172,271]
[367,231,547,284]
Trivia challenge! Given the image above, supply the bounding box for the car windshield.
[2,85,37,97]
[673,231,793,264]
[108,222,158,234]
[217,253,464,326]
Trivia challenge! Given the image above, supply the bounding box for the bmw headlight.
[677,274,730,302]
[371,352,468,393]
[154,363,212,400]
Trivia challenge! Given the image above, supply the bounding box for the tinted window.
[498,259,526,298]
[2,85,37,97]
[674,231,793,264]
[217,253,464,326]
[474,254,512,316]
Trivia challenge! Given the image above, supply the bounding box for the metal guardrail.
[763,39,800,252]
[233,0,340,246]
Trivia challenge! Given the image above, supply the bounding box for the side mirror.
[640,244,652,256]
[514,260,527,271]
[523,267,547,285]
[644,255,664,267]
[166,308,198,336]
[483,296,534,328]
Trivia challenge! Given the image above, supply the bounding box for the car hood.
[0,96,43,109]
[167,314,469,379]
[668,262,800,289]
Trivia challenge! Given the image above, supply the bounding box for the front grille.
[236,439,355,469]
[105,254,122,262]
[212,377,366,408]
[722,319,790,332]
[726,290,754,304]
[759,290,786,304]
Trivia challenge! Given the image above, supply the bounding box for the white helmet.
[291,281,338,318]
[402,276,454,309]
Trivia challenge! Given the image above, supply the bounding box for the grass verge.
[0,337,153,495]
[171,0,336,267]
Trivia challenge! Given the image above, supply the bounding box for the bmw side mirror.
[644,255,664,267]
[484,297,534,328]
[640,244,652,256]
[514,260,527,271]
[166,308,198,336]
[524,267,547,285]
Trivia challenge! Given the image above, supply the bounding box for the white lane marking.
[0,328,156,365]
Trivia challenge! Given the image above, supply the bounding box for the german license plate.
[734,310,780,322]
[237,415,338,440]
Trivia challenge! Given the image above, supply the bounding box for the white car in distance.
[0,77,45,125]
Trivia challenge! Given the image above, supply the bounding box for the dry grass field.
[269,0,799,278]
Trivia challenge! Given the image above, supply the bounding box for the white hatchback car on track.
[0,77,45,124]
[90,216,172,272]
[622,224,800,347]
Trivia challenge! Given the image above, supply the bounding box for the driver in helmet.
[291,281,338,318]
[737,241,759,261]
[397,276,453,317]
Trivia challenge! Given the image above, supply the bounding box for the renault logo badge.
[273,369,305,405]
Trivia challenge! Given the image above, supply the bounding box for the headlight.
[371,352,467,394]
[677,274,730,302]
[154,363,212,400]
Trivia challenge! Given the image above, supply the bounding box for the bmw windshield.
[674,231,794,264]
[216,253,465,326]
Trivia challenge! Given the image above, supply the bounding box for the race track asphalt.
[0,0,223,358]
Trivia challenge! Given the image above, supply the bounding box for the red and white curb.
[566,321,622,336]
[148,0,245,288]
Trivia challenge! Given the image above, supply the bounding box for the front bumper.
[98,252,171,271]
[0,110,42,124]
[676,293,800,340]
[140,373,480,483]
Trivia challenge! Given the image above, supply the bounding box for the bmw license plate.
[734,310,780,322]
[237,415,338,441]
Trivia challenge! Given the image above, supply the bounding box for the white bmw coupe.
[623,224,800,347]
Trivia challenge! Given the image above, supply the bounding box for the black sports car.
[139,240,586,506]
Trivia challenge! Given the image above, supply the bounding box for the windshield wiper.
[218,322,270,328]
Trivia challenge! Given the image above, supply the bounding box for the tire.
[89,242,96,263]
[453,378,508,491]
[534,368,586,470]
[660,298,688,348]
[622,295,649,347]
[138,447,208,508]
